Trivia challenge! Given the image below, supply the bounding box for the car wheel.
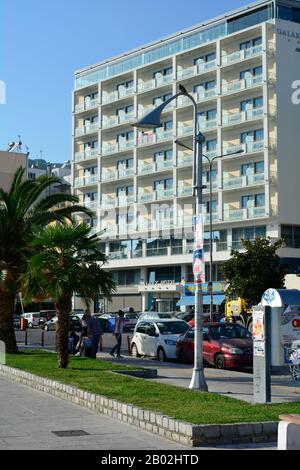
[215,354,225,370]
[157,347,167,362]
[131,343,140,358]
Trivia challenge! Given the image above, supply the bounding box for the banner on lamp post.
[193,215,205,284]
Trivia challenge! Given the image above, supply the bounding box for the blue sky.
[1,0,253,163]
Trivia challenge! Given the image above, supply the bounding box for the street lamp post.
[176,140,244,321]
[133,85,208,391]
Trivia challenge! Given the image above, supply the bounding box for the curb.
[0,365,278,447]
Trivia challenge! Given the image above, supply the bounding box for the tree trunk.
[0,288,18,354]
[56,295,71,369]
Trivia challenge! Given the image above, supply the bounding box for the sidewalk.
[97,352,300,404]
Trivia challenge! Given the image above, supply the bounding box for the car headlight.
[227,348,244,355]
[164,339,176,346]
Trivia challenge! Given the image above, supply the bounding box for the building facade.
[72,0,300,312]
[0,150,28,192]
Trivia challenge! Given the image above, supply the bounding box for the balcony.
[74,148,99,162]
[177,60,217,80]
[74,175,98,188]
[138,129,173,146]
[177,125,193,138]
[102,87,135,104]
[138,159,173,175]
[223,139,264,155]
[222,107,263,127]
[102,140,135,155]
[138,102,174,119]
[222,75,263,96]
[178,155,193,167]
[102,113,135,129]
[224,206,266,221]
[83,200,98,210]
[221,45,262,66]
[75,98,99,114]
[223,173,265,190]
[138,75,173,93]
[102,168,134,182]
[75,122,99,137]
[101,195,135,209]
[138,188,173,203]
[178,186,193,197]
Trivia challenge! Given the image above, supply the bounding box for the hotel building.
[72,0,300,312]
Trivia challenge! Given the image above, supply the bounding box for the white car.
[131,319,189,362]
[138,312,173,321]
[20,312,41,329]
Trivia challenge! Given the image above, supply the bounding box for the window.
[240,37,262,50]
[84,140,98,150]
[147,265,181,282]
[241,161,264,175]
[117,130,134,143]
[194,80,216,94]
[136,323,147,334]
[116,104,134,116]
[227,6,270,34]
[117,80,134,92]
[111,269,140,286]
[198,109,217,122]
[206,199,217,213]
[277,5,300,25]
[117,158,133,170]
[240,129,263,143]
[203,169,217,182]
[206,139,217,151]
[154,149,173,162]
[240,96,263,111]
[240,66,262,81]
[153,67,172,80]
[241,193,265,209]
[282,225,300,249]
[194,52,216,66]
[232,225,266,248]
[253,65,263,76]
[154,178,173,191]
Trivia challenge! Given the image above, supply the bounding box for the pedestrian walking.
[85,312,103,359]
[109,310,125,359]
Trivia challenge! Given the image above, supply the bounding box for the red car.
[176,322,253,369]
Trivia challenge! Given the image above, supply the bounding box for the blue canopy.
[177,295,225,307]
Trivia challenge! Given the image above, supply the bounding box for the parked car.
[124,312,140,331]
[175,311,194,323]
[44,315,82,332]
[176,322,253,369]
[39,310,56,326]
[138,312,173,321]
[131,319,190,362]
[20,312,41,329]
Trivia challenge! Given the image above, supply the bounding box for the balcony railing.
[83,200,98,210]
[177,60,216,80]
[178,155,193,167]
[102,87,135,104]
[222,107,263,126]
[177,89,217,109]
[138,102,174,119]
[224,206,266,221]
[138,75,173,93]
[222,75,263,95]
[221,45,262,66]
[102,140,135,155]
[74,148,99,162]
[223,172,265,190]
[138,188,173,203]
[102,168,134,182]
[75,122,99,137]
[101,195,134,209]
[138,129,173,146]
[138,159,173,175]
[178,186,193,197]
[223,139,265,155]
[74,175,98,187]
[75,98,99,113]
[102,113,135,129]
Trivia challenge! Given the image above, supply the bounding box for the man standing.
[109,310,125,359]
[85,312,103,359]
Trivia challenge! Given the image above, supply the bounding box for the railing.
[198,119,217,131]
[102,113,135,129]
[178,186,193,197]
[177,125,193,137]
[138,75,173,93]
[177,60,216,80]
[178,155,193,167]
[224,206,266,221]
[75,98,99,113]
[222,75,263,95]
[137,159,173,174]
[83,200,98,210]
[102,168,134,181]
[74,175,98,187]
[101,195,135,209]
[138,192,154,203]
[138,130,173,146]
[223,139,264,156]
[222,107,263,126]
[221,45,262,66]
[146,247,169,257]
[177,89,217,109]
[102,140,135,155]
[75,122,99,137]
[102,87,135,104]
[74,148,99,162]
[223,173,264,190]
[138,102,174,118]
[156,189,173,201]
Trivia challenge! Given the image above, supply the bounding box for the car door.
[134,322,148,355]
[145,322,158,357]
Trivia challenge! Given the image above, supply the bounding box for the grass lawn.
[5,350,300,425]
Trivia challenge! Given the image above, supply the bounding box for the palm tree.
[0,167,93,353]
[22,223,116,368]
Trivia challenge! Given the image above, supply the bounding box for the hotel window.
[117,130,134,143]
[116,104,134,117]
[198,109,217,122]
[153,93,172,106]
[206,199,217,213]
[153,178,173,191]
[206,139,217,151]
[240,37,262,50]
[155,120,173,133]
[232,225,266,248]
[84,166,97,176]
[240,128,263,143]
[240,96,263,111]
[241,193,265,209]
[194,80,216,94]
[154,149,173,162]
[203,169,217,183]
[241,161,264,176]
[117,185,133,198]
[194,52,216,66]
[281,225,300,249]
[153,67,172,80]
[84,140,98,150]
[117,80,134,92]
[84,92,98,102]
[117,158,133,171]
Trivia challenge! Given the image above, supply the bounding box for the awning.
[177,295,226,307]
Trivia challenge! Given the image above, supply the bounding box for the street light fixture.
[175,138,243,321]
[133,85,208,391]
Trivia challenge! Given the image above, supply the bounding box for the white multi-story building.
[72,0,300,312]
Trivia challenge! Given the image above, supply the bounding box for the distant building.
[0,150,28,192]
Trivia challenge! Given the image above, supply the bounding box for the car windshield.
[210,324,252,340]
[156,321,189,335]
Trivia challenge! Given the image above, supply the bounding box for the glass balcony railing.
[74,148,99,162]
[138,159,173,174]
[75,98,99,113]
[138,102,174,118]
[224,206,266,221]
[156,189,173,201]
[138,192,153,203]
[222,107,263,126]
[177,60,216,80]
[178,155,193,167]
[222,75,263,95]
[102,113,135,129]
[74,175,98,187]
[138,74,173,93]
[223,139,264,156]
[221,45,262,66]
[102,87,135,104]
[199,119,218,131]
[223,173,266,191]
[138,129,173,146]
[102,168,134,182]
[177,125,193,137]
[83,200,98,210]
[178,186,193,197]
[75,122,99,137]
[146,247,169,257]
[177,89,217,109]
[102,140,135,155]
[101,195,134,209]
